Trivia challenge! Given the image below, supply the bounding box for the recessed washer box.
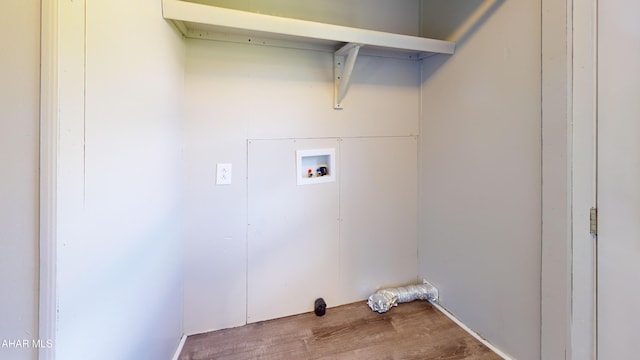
[296,148,336,185]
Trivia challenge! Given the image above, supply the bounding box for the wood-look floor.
[179,301,501,360]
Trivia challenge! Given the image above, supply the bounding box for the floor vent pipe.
[367,281,438,313]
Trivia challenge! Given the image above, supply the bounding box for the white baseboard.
[171,334,187,360]
[428,300,514,360]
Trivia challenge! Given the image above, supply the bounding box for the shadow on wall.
[421,0,505,82]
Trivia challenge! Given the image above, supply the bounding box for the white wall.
[419,1,541,359]
[245,137,418,324]
[0,1,40,359]
[183,1,422,334]
[55,1,185,359]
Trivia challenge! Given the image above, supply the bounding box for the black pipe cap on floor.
[314,298,326,316]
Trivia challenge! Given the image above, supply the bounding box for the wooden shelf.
[162,0,456,108]
[162,0,455,58]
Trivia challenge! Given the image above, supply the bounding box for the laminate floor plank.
[179,301,501,360]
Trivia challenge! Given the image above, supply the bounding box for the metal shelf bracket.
[334,43,362,109]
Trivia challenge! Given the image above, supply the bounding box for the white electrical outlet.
[216,163,232,185]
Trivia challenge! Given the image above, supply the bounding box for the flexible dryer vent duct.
[367,282,439,314]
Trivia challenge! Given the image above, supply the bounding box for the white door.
[597,0,640,357]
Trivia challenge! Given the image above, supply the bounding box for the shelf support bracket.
[334,43,362,109]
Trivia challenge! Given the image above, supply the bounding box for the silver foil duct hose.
[367,282,438,313]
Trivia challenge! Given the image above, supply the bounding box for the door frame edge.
[38,0,58,359]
